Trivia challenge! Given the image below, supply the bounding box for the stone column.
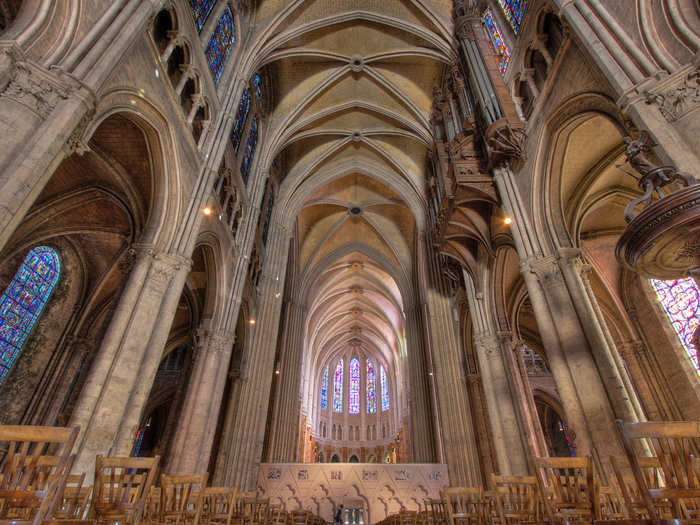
[266,300,306,462]
[404,306,435,463]
[420,237,481,486]
[167,328,235,474]
[464,271,528,475]
[70,246,190,475]
[219,224,292,490]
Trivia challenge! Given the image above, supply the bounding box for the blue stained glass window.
[349,357,360,414]
[240,116,258,184]
[333,360,343,413]
[651,278,700,373]
[262,183,274,246]
[253,73,263,100]
[366,360,376,414]
[320,365,329,410]
[205,6,235,84]
[482,7,511,77]
[0,247,60,382]
[497,0,528,35]
[380,365,389,411]
[231,89,250,155]
[189,0,217,32]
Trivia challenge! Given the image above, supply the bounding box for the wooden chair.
[230,492,256,525]
[159,474,207,525]
[398,510,417,525]
[52,473,93,520]
[597,486,626,520]
[146,487,161,523]
[489,474,541,525]
[267,504,285,525]
[0,425,79,525]
[425,498,446,525]
[442,487,485,525]
[250,497,268,525]
[617,419,700,522]
[202,487,237,525]
[610,455,674,519]
[288,509,309,525]
[532,455,598,524]
[90,455,160,525]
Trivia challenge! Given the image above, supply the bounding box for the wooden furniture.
[442,487,485,525]
[201,487,237,525]
[267,504,286,525]
[489,474,541,525]
[532,455,598,524]
[91,455,160,525]
[288,509,309,525]
[159,474,207,525]
[250,497,268,525]
[0,424,79,525]
[425,498,446,525]
[53,473,93,520]
[617,420,700,522]
[230,492,256,525]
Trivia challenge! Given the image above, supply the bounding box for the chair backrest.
[160,473,208,525]
[598,486,626,520]
[290,509,309,525]
[442,487,484,525]
[92,455,160,525]
[532,456,598,522]
[252,497,269,525]
[268,503,286,525]
[617,420,700,520]
[203,486,237,525]
[0,425,78,525]
[425,497,446,525]
[490,474,540,524]
[52,472,92,520]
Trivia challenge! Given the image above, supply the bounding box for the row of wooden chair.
[378,420,700,525]
[0,425,330,525]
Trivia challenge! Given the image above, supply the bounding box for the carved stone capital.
[147,252,191,291]
[63,107,95,156]
[485,119,527,170]
[643,67,699,122]
[0,57,88,119]
[521,256,565,286]
[194,328,235,358]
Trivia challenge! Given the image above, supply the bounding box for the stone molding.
[0,46,93,120]
[643,67,699,123]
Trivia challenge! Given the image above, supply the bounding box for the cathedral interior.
[0,0,698,524]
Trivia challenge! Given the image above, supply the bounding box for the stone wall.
[257,463,449,524]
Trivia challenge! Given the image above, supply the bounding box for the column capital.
[520,255,565,286]
[195,328,235,357]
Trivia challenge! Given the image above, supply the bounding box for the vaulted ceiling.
[250,0,457,412]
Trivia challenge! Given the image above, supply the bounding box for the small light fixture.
[202,206,212,216]
[504,216,513,225]
[275,370,280,375]
[249,318,256,325]
[428,371,434,376]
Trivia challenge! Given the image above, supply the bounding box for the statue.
[619,131,697,222]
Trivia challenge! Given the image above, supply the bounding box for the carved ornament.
[644,67,699,122]
[485,120,527,169]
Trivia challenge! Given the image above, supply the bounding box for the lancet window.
[320,365,328,410]
[240,116,258,184]
[651,278,700,372]
[253,73,263,100]
[381,365,389,411]
[349,357,360,414]
[205,5,235,83]
[367,360,376,414]
[333,360,343,413]
[231,89,250,154]
[0,247,60,382]
[482,7,511,77]
[497,0,528,34]
[189,0,217,32]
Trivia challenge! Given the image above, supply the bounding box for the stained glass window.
[189,0,217,32]
[333,360,343,413]
[482,7,511,77]
[231,89,250,155]
[651,278,700,372]
[381,365,389,411]
[320,365,329,410]
[253,73,263,100]
[240,116,258,184]
[262,183,274,246]
[205,6,235,84]
[349,357,360,414]
[0,247,60,382]
[497,0,528,34]
[366,360,376,414]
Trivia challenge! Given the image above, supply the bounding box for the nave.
[0,0,698,524]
